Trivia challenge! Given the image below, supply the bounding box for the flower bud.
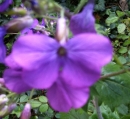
[55,18,68,45]
[20,103,31,119]
[0,105,8,117]
[0,94,8,106]
[5,16,34,33]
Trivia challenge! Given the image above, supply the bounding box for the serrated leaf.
[39,96,48,103]
[20,95,28,103]
[117,23,126,33]
[96,63,130,108]
[60,109,88,119]
[30,100,42,108]
[39,104,48,113]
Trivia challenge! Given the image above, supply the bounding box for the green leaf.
[116,104,128,115]
[20,95,28,103]
[60,109,88,119]
[39,104,48,113]
[30,100,42,108]
[39,96,48,103]
[96,63,130,108]
[106,16,119,25]
[116,11,125,17]
[118,56,127,64]
[117,23,126,33]
[121,115,130,119]
[118,47,127,54]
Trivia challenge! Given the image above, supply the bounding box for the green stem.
[7,93,16,98]
[29,89,34,100]
[100,68,130,79]
[35,15,57,20]
[94,97,104,119]
[74,0,88,13]
[0,86,10,93]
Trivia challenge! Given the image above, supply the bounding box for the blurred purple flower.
[0,0,12,12]
[0,27,6,63]
[70,0,96,35]
[4,33,112,111]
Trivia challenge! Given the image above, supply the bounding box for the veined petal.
[47,78,89,112]
[11,34,60,70]
[4,69,32,93]
[69,0,96,35]
[62,33,113,87]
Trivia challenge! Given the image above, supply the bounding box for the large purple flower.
[0,0,12,12]
[4,33,112,111]
[0,27,6,63]
[70,0,96,35]
[6,33,112,89]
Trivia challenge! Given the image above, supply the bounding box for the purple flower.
[0,0,12,12]
[4,33,112,111]
[6,34,112,89]
[0,27,6,63]
[69,0,96,35]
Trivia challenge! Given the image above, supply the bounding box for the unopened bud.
[5,16,34,33]
[20,103,31,119]
[0,94,8,106]
[6,104,16,114]
[55,18,68,45]
[0,105,8,117]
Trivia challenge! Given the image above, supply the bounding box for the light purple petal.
[61,33,113,87]
[69,0,96,35]
[47,78,89,112]
[0,27,6,63]
[0,0,12,12]
[4,69,32,93]
[22,58,60,89]
[11,34,60,70]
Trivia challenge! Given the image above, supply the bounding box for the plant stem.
[29,89,34,100]
[100,68,130,79]
[94,97,104,119]
[0,86,10,93]
[74,0,88,13]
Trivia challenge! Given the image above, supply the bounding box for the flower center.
[57,47,67,56]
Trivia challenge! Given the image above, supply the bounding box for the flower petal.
[11,34,60,70]
[69,0,96,35]
[22,58,60,89]
[61,33,113,87]
[0,27,6,63]
[47,78,89,112]
[4,69,32,93]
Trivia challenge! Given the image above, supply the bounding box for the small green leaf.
[106,16,119,25]
[39,104,48,113]
[117,23,126,33]
[39,96,48,103]
[20,95,28,103]
[30,100,42,108]
[118,47,127,54]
